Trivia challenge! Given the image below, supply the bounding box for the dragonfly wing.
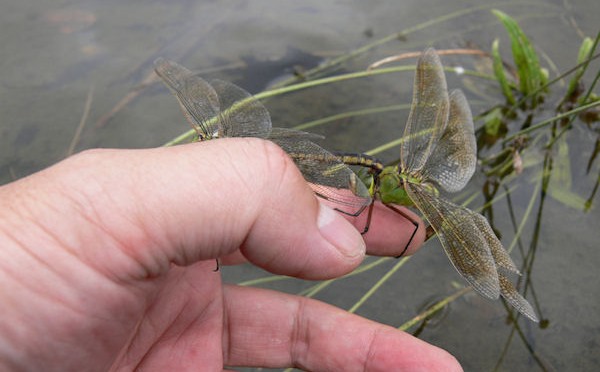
[470,212,520,275]
[268,127,325,142]
[422,90,477,193]
[401,48,450,173]
[210,79,272,139]
[405,183,500,299]
[499,273,539,322]
[271,135,372,214]
[154,58,220,137]
[470,212,538,321]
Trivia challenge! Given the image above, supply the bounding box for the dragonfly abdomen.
[330,152,384,175]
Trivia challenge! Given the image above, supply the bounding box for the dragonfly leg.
[359,200,376,235]
[331,203,368,218]
[383,204,420,258]
[334,200,419,257]
[331,202,373,234]
[425,225,436,240]
[213,259,220,272]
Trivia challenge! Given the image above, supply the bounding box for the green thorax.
[377,166,439,206]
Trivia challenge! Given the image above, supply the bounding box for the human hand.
[0,138,461,371]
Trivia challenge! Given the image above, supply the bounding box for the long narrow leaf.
[492,10,546,103]
[566,37,594,99]
[492,38,517,104]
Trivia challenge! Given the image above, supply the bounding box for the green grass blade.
[347,257,409,314]
[492,9,545,102]
[492,38,517,104]
[503,99,600,142]
[398,287,471,331]
[566,37,594,100]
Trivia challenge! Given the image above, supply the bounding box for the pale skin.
[0,138,462,371]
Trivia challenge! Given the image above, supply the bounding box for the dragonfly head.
[199,129,220,141]
[191,125,219,142]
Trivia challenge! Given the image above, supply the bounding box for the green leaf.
[483,107,504,136]
[492,38,516,104]
[547,136,587,210]
[492,10,545,103]
[566,37,593,100]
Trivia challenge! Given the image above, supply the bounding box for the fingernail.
[317,201,366,259]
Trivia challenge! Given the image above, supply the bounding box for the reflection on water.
[1,0,599,370]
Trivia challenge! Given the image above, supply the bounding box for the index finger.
[222,285,461,371]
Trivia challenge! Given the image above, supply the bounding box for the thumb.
[2,138,365,280]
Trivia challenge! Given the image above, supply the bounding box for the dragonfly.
[154,52,538,322]
[153,57,373,224]
[328,49,538,322]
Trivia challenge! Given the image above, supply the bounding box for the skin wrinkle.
[241,139,287,209]
[363,326,382,372]
[238,139,312,272]
[118,288,175,369]
[82,204,165,284]
[40,151,160,282]
[1,209,147,368]
[100,196,159,271]
[248,182,312,277]
[222,287,233,366]
[0,217,90,315]
[7,243,141,368]
[290,296,310,369]
[103,181,174,280]
[210,162,251,252]
[0,255,55,359]
[223,141,259,200]
[5,178,74,263]
[66,205,150,284]
[176,295,219,362]
[133,269,219,369]
[110,294,158,371]
[120,155,198,272]
[134,311,180,369]
[74,151,180,281]
[260,141,294,204]
[1,269,101,370]
[186,140,265,259]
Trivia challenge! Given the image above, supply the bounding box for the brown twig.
[67,84,94,156]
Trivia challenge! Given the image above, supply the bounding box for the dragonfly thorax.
[377,167,413,206]
[377,166,441,206]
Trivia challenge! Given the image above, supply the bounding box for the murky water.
[1,0,599,370]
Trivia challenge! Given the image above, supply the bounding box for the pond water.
[1,0,599,370]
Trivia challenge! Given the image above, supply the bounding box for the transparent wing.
[154,58,220,138]
[268,127,325,143]
[210,79,272,139]
[405,183,500,299]
[422,90,477,193]
[499,274,539,322]
[470,213,537,321]
[470,212,519,275]
[400,48,450,173]
[270,132,371,214]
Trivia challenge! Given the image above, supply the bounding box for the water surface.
[1,1,598,370]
